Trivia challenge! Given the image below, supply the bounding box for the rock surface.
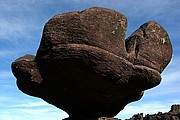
[126,104,180,120]
[11,7,172,120]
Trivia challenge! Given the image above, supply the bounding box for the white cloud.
[20,108,57,114]
[116,102,170,119]
[19,108,69,119]
[123,102,168,114]
[0,108,69,120]
[0,1,44,47]
[0,17,40,42]
[0,99,69,120]
[13,101,49,107]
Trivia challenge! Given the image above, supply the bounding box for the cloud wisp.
[13,101,50,108]
[117,101,170,119]
[0,99,69,120]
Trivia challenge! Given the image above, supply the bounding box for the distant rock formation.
[98,117,119,120]
[126,104,180,120]
[11,7,172,120]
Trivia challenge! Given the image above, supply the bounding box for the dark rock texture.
[11,7,172,120]
[64,117,120,120]
[126,104,180,120]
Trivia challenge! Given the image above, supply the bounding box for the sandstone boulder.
[11,7,172,120]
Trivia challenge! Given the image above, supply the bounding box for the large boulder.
[11,7,172,120]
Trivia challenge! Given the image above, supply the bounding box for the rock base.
[63,117,119,120]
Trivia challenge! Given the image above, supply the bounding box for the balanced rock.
[11,7,172,120]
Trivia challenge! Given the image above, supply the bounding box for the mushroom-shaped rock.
[11,7,172,120]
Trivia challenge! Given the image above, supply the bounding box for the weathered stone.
[126,21,172,72]
[11,7,172,120]
[127,104,180,120]
[98,117,119,120]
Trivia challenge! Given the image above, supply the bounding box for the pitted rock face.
[11,7,172,120]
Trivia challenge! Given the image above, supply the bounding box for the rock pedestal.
[11,7,172,120]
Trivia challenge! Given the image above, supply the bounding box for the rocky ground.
[64,104,180,120]
[125,104,180,120]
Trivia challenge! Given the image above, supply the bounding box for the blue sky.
[0,0,180,120]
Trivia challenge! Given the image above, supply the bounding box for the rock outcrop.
[127,104,180,120]
[11,7,172,120]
